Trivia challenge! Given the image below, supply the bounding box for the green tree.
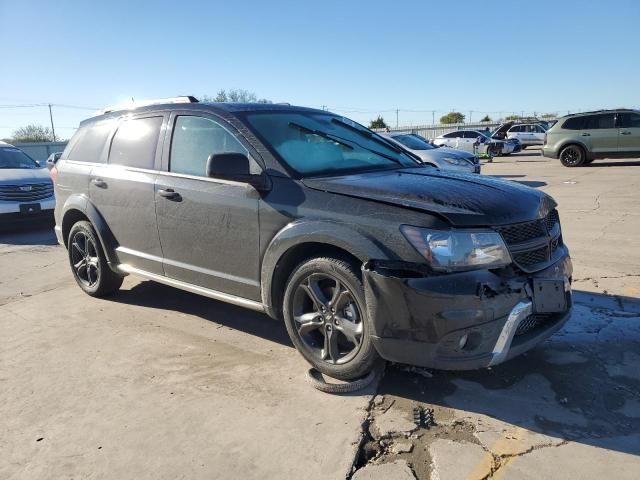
[480,115,492,122]
[369,115,389,129]
[202,89,271,104]
[505,114,521,121]
[440,111,465,124]
[540,112,557,119]
[10,124,54,143]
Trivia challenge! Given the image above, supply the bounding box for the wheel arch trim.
[260,220,388,318]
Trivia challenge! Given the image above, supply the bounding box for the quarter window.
[109,116,163,169]
[67,120,115,163]
[170,116,246,177]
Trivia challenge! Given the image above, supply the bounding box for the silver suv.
[543,109,640,167]
[0,142,55,228]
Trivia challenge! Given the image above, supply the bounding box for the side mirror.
[206,153,268,190]
[35,160,41,167]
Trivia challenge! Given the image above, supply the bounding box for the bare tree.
[10,124,54,143]
[201,89,271,104]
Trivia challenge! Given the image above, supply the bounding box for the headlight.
[400,226,511,272]
[441,156,462,166]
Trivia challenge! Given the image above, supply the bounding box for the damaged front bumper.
[363,247,573,370]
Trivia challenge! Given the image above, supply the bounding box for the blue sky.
[1,0,638,139]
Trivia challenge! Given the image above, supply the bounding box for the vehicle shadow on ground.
[377,289,640,456]
[0,227,57,246]
[587,160,640,167]
[107,279,293,348]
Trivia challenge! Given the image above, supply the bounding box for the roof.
[81,101,326,127]
[0,140,15,147]
[561,108,639,118]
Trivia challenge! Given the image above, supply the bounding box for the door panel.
[618,113,640,153]
[582,114,618,153]
[88,114,167,274]
[90,165,163,273]
[155,113,261,300]
[155,175,260,299]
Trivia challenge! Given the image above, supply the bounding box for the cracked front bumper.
[363,249,573,370]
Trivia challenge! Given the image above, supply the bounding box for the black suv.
[54,98,572,380]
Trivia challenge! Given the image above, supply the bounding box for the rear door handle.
[581,133,591,136]
[91,178,107,188]
[621,131,632,135]
[158,188,180,200]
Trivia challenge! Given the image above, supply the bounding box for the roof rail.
[100,96,198,114]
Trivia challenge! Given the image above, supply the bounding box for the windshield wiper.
[330,118,405,154]
[288,122,353,150]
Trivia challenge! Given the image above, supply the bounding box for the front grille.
[496,208,563,272]
[0,183,54,202]
[513,246,549,267]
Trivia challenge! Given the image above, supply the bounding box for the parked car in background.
[0,141,55,228]
[433,130,518,156]
[543,109,640,167]
[54,98,573,381]
[505,124,546,147]
[380,132,480,173]
[46,152,63,170]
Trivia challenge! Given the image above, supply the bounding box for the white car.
[506,123,546,147]
[433,130,517,156]
[380,132,480,173]
[0,141,55,228]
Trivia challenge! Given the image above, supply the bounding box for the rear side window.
[442,132,458,138]
[108,116,163,169]
[66,121,114,163]
[510,125,522,133]
[618,113,640,128]
[169,116,246,177]
[583,114,615,130]
[562,117,584,130]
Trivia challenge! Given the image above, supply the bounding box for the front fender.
[61,194,120,268]
[260,219,389,317]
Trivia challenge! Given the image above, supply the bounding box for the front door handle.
[158,188,180,200]
[581,133,591,137]
[621,131,632,135]
[91,178,107,188]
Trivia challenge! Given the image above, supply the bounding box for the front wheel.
[560,145,586,167]
[282,257,381,381]
[68,221,124,297]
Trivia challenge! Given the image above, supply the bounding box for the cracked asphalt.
[1,151,639,479]
[354,152,640,479]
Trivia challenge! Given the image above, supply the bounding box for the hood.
[302,167,555,227]
[0,168,51,185]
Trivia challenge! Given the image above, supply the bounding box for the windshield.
[392,134,436,150]
[244,112,418,177]
[0,147,39,169]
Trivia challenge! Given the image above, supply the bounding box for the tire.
[559,144,586,167]
[521,145,527,150]
[68,221,124,297]
[282,257,381,381]
[583,157,596,165]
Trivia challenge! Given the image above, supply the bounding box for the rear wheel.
[68,221,124,297]
[282,257,381,381]
[559,145,586,167]
[583,157,596,165]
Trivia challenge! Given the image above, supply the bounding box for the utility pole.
[396,109,399,128]
[469,110,473,124]
[48,104,56,142]
[321,105,326,111]
[432,111,435,125]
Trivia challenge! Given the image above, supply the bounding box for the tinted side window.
[108,116,163,169]
[583,114,615,130]
[463,131,479,138]
[618,113,640,128]
[442,132,458,138]
[170,116,246,177]
[562,117,584,130]
[510,125,522,133]
[66,121,114,163]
